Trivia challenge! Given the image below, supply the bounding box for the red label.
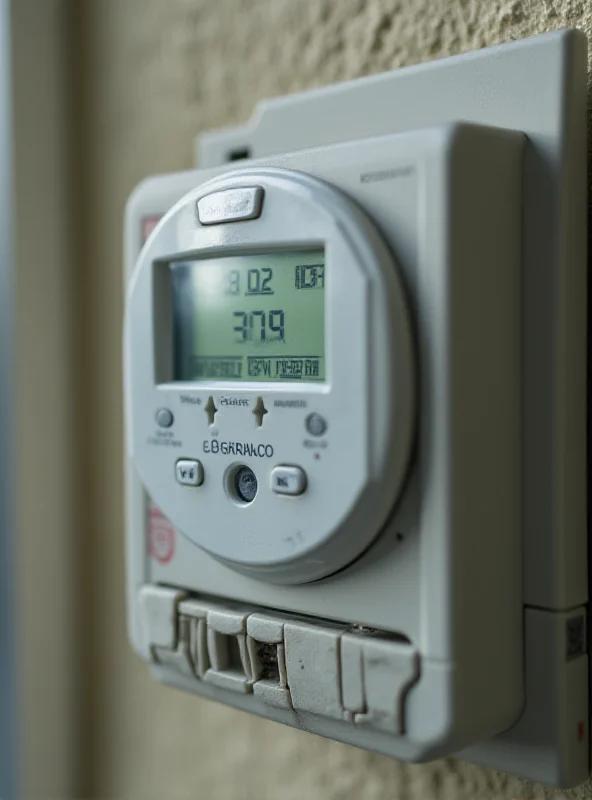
[148,505,175,564]
[141,215,162,244]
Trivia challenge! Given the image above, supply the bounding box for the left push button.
[175,459,204,487]
[155,407,174,428]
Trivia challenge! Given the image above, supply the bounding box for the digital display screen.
[170,249,325,382]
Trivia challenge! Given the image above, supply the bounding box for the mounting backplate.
[195,30,588,786]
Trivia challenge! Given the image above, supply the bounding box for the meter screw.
[234,466,258,504]
[305,412,327,437]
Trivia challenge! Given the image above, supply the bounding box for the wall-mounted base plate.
[196,29,588,787]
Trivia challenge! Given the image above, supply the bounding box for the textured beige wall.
[76,1,592,797]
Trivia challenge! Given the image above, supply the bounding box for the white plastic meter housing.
[124,31,587,788]
[126,169,415,583]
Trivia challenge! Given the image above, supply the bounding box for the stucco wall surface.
[76,1,592,797]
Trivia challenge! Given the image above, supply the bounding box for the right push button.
[271,465,307,496]
[305,412,327,437]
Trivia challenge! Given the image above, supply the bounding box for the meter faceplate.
[125,168,415,583]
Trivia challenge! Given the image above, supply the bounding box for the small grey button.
[197,186,264,225]
[175,459,204,487]
[156,407,174,428]
[271,466,307,496]
[305,412,327,437]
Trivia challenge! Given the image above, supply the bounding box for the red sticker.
[141,215,163,245]
[148,505,175,564]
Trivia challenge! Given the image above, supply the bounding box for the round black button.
[234,466,258,504]
[305,412,327,437]
[155,407,174,428]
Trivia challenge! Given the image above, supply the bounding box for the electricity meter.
[126,168,415,584]
[124,30,587,788]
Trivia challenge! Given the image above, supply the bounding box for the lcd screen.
[170,249,325,382]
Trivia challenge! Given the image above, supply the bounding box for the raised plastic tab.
[137,584,187,659]
[197,186,264,225]
[284,621,343,720]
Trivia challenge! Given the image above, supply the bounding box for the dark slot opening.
[226,634,244,673]
[256,642,280,682]
[227,147,251,161]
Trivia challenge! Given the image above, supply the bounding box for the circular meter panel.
[125,168,415,584]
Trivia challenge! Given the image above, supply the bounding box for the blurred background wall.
[11,1,79,796]
[15,1,591,797]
